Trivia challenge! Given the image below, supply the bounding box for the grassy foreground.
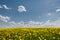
[0,28,60,40]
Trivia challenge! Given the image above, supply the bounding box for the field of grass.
[0,28,60,40]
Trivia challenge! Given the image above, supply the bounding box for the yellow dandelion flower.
[29,33,31,35]
[53,37,55,39]
[44,39,46,40]
[20,39,22,40]
[39,37,42,40]
[58,32,60,34]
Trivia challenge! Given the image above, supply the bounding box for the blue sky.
[0,0,60,28]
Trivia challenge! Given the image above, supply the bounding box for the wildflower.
[53,37,55,39]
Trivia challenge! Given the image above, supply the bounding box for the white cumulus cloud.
[0,15,60,28]
[7,19,60,28]
[9,21,16,25]
[24,21,43,27]
[42,19,60,27]
[52,19,60,26]
[0,15,10,22]
[48,13,51,16]
[9,21,16,27]
[18,5,26,12]
[3,5,11,9]
[24,20,60,28]
[56,9,60,12]
[0,5,11,9]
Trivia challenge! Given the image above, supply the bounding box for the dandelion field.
[0,28,60,40]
